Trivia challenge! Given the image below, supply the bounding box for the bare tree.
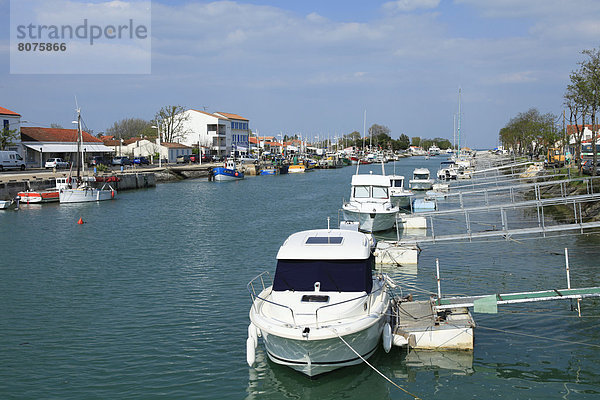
[564,71,589,175]
[154,105,189,143]
[579,48,600,175]
[106,118,152,140]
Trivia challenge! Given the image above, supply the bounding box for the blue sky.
[1,0,600,148]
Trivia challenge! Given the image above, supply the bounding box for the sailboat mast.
[457,88,461,157]
[76,108,82,180]
[362,109,366,153]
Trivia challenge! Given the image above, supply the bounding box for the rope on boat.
[330,328,422,400]
[477,325,600,348]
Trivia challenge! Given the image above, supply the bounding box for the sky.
[1,0,600,148]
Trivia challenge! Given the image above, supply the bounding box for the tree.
[154,105,189,143]
[0,128,18,150]
[411,137,421,147]
[368,124,391,149]
[565,69,590,174]
[397,134,410,150]
[50,123,63,129]
[579,48,600,175]
[106,118,152,140]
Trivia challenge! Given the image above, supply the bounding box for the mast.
[76,107,82,180]
[457,88,461,157]
[362,109,366,153]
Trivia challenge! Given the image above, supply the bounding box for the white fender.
[248,323,258,348]
[383,323,392,353]
[246,337,256,366]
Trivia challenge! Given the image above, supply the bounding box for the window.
[306,236,343,244]
[372,186,388,199]
[353,185,370,198]
[3,120,8,130]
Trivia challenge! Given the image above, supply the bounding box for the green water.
[1,157,599,399]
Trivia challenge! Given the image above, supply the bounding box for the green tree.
[411,137,421,147]
[0,128,19,150]
[106,118,153,140]
[396,134,410,150]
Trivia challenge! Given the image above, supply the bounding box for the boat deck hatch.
[305,237,343,245]
[301,295,330,303]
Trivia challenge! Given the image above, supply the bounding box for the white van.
[0,150,26,171]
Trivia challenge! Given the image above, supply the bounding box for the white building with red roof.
[1,106,23,154]
[21,127,114,167]
[176,109,250,157]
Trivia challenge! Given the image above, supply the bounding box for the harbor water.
[1,156,600,399]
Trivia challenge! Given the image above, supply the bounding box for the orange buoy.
[77,217,84,224]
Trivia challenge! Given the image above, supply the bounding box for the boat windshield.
[414,173,429,180]
[273,256,374,293]
[372,186,388,199]
[391,179,404,188]
[353,185,370,198]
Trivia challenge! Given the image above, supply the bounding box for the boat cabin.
[273,229,374,294]
[389,175,405,189]
[412,168,431,180]
[350,174,391,200]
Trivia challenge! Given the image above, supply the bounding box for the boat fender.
[246,337,256,367]
[111,190,115,199]
[234,172,238,177]
[383,323,392,353]
[248,323,258,348]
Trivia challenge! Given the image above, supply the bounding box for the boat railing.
[247,271,298,326]
[314,284,385,326]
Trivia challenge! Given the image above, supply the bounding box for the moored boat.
[212,159,244,181]
[247,228,392,377]
[388,175,414,209]
[288,164,306,173]
[342,170,399,232]
[17,189,60,203]
[409,168,434,190]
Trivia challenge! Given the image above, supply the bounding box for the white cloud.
[382,0,440,13]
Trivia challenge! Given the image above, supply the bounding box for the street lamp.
[151,124,161,168]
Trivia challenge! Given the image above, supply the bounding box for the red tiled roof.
[266,141,282,147]
[161,142,192,148]
[21,127,101,143]
[0,106,20,116]
[123,137,143,145]
[189,109,228,120]
[216,112,248,121]
[567,124,598,135]
[103,140,120,146]
[100,135,115,140]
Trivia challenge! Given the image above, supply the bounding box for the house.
[160,141,192,163]
[214,112,250,154]
[176,109,251,157]
[1,106,23,154]
[20,127,114,167]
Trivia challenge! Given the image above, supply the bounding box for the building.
[213,112,250,154]
[20,127,114,167]
[160,141,192,163]
[177,109,250,157]
[1,106,23,154]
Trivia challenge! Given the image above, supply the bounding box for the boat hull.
[342,208,397,232]
[390,194,412,209]
[18,190,59,203]
[409,180,433,191]
[288,165,305,173]
[59,188,116,203]
[213,167,244,181]
[261,320,385,377]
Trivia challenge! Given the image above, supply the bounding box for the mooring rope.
[331,328,422,400]
[477,325,600,348]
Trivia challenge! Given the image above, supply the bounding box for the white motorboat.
[59,108,116,203]
[342,173,399,232]
[0,199,14,209]
[387,175,414,209]
[409,168,434,190]
[437,161,458,180]
[247,228,392,377]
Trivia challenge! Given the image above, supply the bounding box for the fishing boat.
[259,167,278,175]
[388,175,414,209]
[288,164,306,173]
[0,199,14,209]
[212,159,244,181]
[247,228,392,377]
[409,168,434,191]
[342,163,399,232]
[59,108,117,203]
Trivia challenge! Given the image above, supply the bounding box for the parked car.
[188,154,199,163]
[582,159,600,175]
[201,154,211,163]
[211,155,226,162]
[0,150,26,171]
[176,154,192,164]
[87,156,110,167]
[132,156,150,165]
[111,156,131,166]
[45,158,70,169]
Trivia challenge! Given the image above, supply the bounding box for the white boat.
[388,175,414,209]
[342,172,399,232]
[247,228,392,377]
[428,145,441,156]
[409,168,434,190]
[59,108,117,203]
[437,161,458,180]
[0,199,14,209]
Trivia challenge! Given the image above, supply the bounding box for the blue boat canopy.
[273,256,374,293]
